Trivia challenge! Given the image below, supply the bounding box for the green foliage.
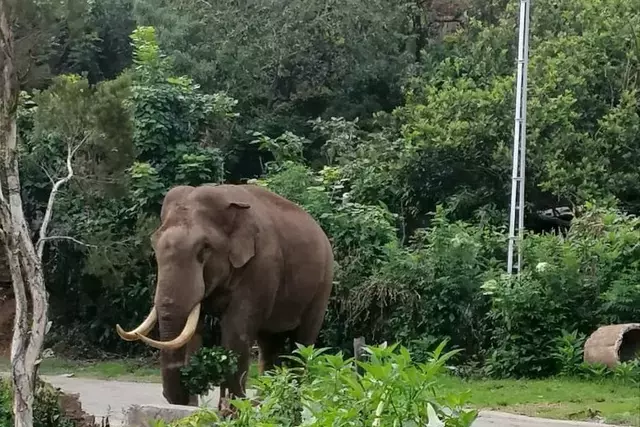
[0,378,11,427]
[19,25,239,354]
[329,0,640,229]
[251,131,310,166]
[254,158,400,350]
[12,0,640,383]
[552,330,587,377]
[256,148,640,379]
[131,0,429,182]
[157,342,478,427]
[0,378,83,427]
[133,0,415,113]
[13,0,135,91]
[552,329,640,386]
[574,361,640,386]
[344,208,504,360]
[611,360,640,385]
[483,205,640,377]
[130,27,233,187]
[180,347,238,396]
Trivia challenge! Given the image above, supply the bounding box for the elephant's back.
[243,184,332,249]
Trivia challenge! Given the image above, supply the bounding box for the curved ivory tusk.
[135,304,201,350]
[116,307,158,341]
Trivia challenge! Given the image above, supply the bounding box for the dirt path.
[40,375,622,427]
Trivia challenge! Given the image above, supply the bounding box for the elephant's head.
[115,185,258,405]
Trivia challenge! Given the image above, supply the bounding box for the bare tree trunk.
[0,2,48,426]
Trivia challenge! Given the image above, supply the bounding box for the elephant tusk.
[135,304,201,350]
[116,307,158,341]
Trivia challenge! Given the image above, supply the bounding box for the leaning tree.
[1,0,91,425]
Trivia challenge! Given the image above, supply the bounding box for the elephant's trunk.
[116,259,206,406]
[155,302,203,406]
[135,304,200,350]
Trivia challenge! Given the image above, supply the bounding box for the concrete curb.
[476,410,626,426]
[119,404,627,427]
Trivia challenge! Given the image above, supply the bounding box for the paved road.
[38,375,622,427]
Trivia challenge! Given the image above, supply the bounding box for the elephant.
[115,183,334,406]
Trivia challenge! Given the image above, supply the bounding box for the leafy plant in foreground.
[161,341,479,426]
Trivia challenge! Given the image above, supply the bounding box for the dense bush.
[0,378,88,427]
[483,205,640,377]
[153,343,478,427]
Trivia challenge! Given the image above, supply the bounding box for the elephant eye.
[197,244,210,263]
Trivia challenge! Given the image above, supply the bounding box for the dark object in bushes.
[584,323,640,368]
[180,347,238,396]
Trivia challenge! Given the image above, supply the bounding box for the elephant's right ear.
[227,201,257,269]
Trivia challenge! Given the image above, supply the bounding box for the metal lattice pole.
[507,0,531,276]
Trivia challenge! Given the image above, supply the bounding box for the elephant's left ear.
[227,201,257,268]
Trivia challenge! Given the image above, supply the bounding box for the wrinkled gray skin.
[118,184,334,405]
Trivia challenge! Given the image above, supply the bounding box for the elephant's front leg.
[219,307,253,400]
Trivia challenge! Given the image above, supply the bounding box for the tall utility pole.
[507,0,531,276]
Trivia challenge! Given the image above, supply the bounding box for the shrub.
[0,377,85,427]
[260,158,640,381]
[574,360,640,386]
[552,329,588,377]
[180,347,238,396]
[484,205,640,378]
[341,207,504,362]
[155,342,479,427]
[0,378,11,427]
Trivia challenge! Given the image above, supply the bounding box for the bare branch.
[70,132,91,158]
[39,164,55,184]
[38,235,96,248]
[36,131,93,260]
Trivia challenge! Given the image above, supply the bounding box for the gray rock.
[123,403,201,427]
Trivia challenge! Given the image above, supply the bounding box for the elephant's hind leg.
[293,289,331,348]
[257,331,288,374]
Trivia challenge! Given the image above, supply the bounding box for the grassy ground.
[0,357,161,382]
[1,358,638,425]
[436,376,640,426]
